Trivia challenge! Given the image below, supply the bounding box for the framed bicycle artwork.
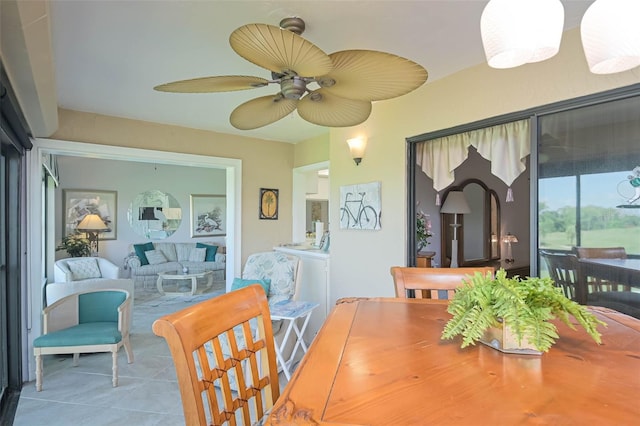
[339,181,382,230]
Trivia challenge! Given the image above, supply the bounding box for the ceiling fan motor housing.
[281,76,307,99]
[279,17,305,35]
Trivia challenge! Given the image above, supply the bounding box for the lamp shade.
[502,233,518,244]
[581,0,640,74]
[76,214,108,231]
[346,137,367,165]
[481,0,564,69]
[440,191,471,214]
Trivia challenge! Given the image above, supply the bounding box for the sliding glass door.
[538,95,640,259]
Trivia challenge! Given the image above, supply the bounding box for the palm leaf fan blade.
[230,95,297,130]
[298,89,372,127]
[230,24,333,76]
[153,76,269,93]
[319,50,428,101]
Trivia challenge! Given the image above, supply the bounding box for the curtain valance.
[416,119,530,201]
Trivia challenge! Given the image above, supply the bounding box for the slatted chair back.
[572,246,630,292]
[152,284,279,426]
[540,251,580,300]
[390,267,495,301]
[573,246,627,260]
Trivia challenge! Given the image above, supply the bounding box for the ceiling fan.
[154,17,428,130]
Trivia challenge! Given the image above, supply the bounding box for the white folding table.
[269,300,319,380]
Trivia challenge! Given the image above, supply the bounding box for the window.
[538,95,640,257]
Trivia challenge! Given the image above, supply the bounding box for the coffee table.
[156,270,214,296]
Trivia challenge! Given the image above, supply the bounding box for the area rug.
[133,280,227,325]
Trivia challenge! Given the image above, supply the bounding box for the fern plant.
[441,269,606,352]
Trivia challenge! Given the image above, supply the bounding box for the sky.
[539,171,637,211]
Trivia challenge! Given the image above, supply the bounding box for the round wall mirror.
[128,190,182,239]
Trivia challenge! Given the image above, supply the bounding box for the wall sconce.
[76,214,109,255]
[347,137,367,166]
[440,191,471,268]
[502,232,519,264]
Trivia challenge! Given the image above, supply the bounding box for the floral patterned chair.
[241,251,302,306]
[216,251,302,388]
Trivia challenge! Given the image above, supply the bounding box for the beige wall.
[51,109,296,263]
[293,133,330,168]
[327,28,640,304]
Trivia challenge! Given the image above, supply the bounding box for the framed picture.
[339,181,382,230]
[63,189,117,239]
[190,194,226,237]
[259,188,279,220]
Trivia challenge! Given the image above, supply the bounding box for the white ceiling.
[49,0,593,143]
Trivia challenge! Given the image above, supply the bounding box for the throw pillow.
[175,243,193,262]
[133,242,155,266]
[196,243,218,261]
[188,247,206,262]
[231,277,271,296]
[67,258,102,280]
[145,249,167,265]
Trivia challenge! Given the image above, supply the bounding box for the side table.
[417,251,436,267]
[269,299,319,380]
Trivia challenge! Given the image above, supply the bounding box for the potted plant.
[56,232,91,257]
[416,210,432,252]
[441,269,606,353]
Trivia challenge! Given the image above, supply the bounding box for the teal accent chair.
[33,289,133,391]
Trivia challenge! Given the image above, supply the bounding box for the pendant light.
[581,0,640,74]
[481,0,564,69]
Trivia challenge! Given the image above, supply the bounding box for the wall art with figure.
[339,181,381,230]
[63,189,117,239]
[190,194,226,237]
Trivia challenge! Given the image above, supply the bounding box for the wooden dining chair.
[539,250,581,301]
[572,246,627,260]
[152,284,280,426]
[390,266,494,300]
[572,246,630,292]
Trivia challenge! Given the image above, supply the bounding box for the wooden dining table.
[266,297,640,425]
[576,258,640,304]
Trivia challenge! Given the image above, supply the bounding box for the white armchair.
[54,257,120,282]
[48,257,133,306]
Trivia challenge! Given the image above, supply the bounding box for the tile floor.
[12,282,289,426]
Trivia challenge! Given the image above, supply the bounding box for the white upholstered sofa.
[125,241,226,288]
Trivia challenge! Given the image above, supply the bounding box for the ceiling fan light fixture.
[481,0,564,69]
[581,0,640,74]
[317,77,336,88]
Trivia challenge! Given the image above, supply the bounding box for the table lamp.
[503,232,518,264]
[76,214,109,255]
[440,191,471,267]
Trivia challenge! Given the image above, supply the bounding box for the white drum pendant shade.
[581,0,640,74]
[481,0,564,69]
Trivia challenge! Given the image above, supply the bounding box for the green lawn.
[540,227,640,254]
